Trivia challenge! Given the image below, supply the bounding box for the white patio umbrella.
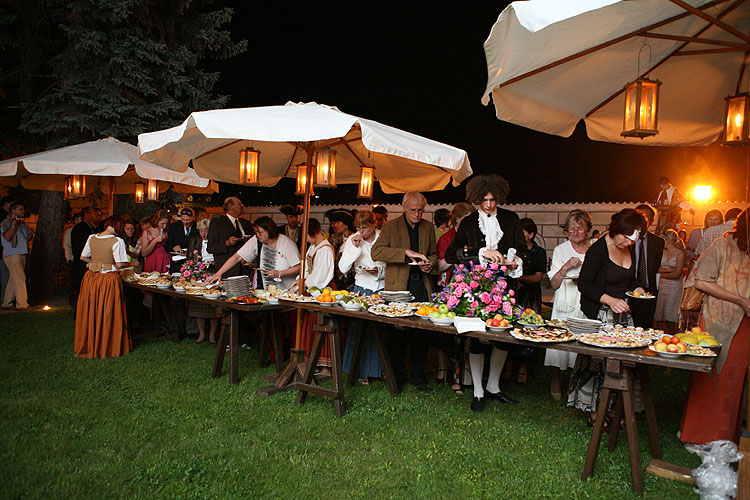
[138,101,472,382]
[0,137,218,211]
[137,101,472,192]
[482,0,750,146]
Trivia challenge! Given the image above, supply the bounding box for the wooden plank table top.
[288,300,715,373]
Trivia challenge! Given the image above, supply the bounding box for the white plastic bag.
[685,440,744,500]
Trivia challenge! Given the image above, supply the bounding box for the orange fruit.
[671,336,681,344]
[661,335,672,344]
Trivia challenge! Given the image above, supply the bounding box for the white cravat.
[477,210,523,278]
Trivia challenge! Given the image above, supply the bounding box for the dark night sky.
[208,2,748,206]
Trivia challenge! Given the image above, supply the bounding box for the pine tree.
[1,0,246,302]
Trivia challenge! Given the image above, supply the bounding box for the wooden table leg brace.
[346,321,400,397]
[295,312,346,417]
[581,359,661,495]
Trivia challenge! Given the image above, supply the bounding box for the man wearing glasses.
[372,192,438,392]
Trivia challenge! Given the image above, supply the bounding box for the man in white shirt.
[654,176,694,234]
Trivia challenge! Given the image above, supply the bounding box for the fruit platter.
[225,295,266,305]
[485,314,512,331]
[673,327,721,352]
[517,308,545,327]
[576,331,652,348]
[511,326,575,343]
[339,295,367,311]
[415,304,439,320]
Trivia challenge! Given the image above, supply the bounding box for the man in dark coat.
[207,197,253,279]
[69,207,100,315]
[166,207,197,273]
[630,204,665,328]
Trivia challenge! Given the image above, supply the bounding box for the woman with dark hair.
[567,209,647,424]
[680,210,750,444]
[120,219,141,271]
[208,215,300,290]
[433,208,452,241]
[653,229,686,334]
[445,174,525,412]
[74,214,132,358]
[506,217,547,383]
[327,208,356,291]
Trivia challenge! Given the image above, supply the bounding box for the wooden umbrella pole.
[294,146,315,350]
[107,177,115,216]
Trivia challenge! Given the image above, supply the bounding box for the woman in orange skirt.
[680,210,750,444]
[74,214,132,359]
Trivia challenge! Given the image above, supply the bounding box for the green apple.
[430,311,441,319]
[446,312,456,319]
[438,304,449,314]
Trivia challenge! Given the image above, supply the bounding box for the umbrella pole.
[258,146,314,397]
[295,157,314,350]
[107,177,115,216]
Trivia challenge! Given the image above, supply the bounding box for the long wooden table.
[123,282,288,384]
[280,300,714,495]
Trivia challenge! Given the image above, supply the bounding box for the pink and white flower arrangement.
[179,250,209,282]
[432,262,516,321]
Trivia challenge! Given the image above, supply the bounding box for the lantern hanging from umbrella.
[146,178,159,201]
[295,163,313,196]
[66,175,86,197]
[314,147,336,188]
[621,43,661,139]
[239,147,260,185]
[357,165,375,199]
[134,181,145,203]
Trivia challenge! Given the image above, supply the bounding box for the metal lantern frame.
[314,147,336,188]
[621,77,662,139]
[357,165,375,199]
[722,92,750,146]
[239,147,260,185]
[146,178,159,201]
[295,163,313,196]
[66,174,86,198]
[134,181,145,203]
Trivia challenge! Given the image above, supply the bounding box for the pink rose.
[503,302,512,315]
[485,271,492,278]
[183,271,190,277]
[471,301,479,308]
[470,281,479,289]
[501,266,507,272]
[454,288,462,297]
[447,296,459,308]
[480,292,491,304]
[490,263,498,270]
[510,298,516,304]
[509,289,514,296]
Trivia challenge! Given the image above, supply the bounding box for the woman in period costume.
[445,174,525,413]
[680,210,750,444]
[74,214,132,358]
[653,229,686,335]
[544,209,592,400]
[327,208,355,291]
[340,210,386,384]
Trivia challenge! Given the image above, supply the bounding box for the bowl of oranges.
[416,304,438,320]
[314,288,336,306]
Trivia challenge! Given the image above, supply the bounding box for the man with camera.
[1,202,31,310]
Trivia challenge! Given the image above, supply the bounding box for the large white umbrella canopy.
[137,101,472,192]
[0,137,217,194]
[482,0,750,146]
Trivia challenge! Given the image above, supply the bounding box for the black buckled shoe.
[485,388,518,404]
[470,396,485,413]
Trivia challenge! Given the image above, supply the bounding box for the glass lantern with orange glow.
[67,175,86,197]
[146,178,159,201]
[722,93,750,145]
[295,164,313,196]
[693,185,713,202]
[314,148,336,188]
[134,181,145,203]
[239,147,260,185]
[621,77,661,138]
[357,165,375,199]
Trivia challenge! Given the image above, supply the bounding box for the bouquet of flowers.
[432,262,517,321]
[179,250,209,282]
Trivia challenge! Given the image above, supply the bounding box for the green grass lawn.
[0,308,701,499]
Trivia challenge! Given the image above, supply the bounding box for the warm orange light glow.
[724,94,749,145]
[693,185,712,201]
[357,166,375,199]
[239,147,260,185]
[42,305,51,311]
[622,77,661,139]
[134,181,145,203]
[314,148,336,188]
[295,164,313,196]
[147,179,159,201]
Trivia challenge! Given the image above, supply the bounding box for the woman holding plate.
[568,209,646,426]
[544,209,592,400]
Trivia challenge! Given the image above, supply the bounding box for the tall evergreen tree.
[0,0,246,302]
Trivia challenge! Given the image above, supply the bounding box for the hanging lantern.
[621,77,661,138]
[721,93,750,145]
[63,177,71,200]
[239,147,260,185]
[146,178,159,201]
[295,164,313,196]
[134,181,145,204]
[314,148,336,188]
[357,165,375,199]
[67,175,86,197]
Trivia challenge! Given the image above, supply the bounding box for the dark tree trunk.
[28,190,65,303]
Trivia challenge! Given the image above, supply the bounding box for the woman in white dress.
[544,210,592,400]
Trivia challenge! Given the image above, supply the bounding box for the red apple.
[485,319,493,326]
[491,319,501,327]
[676,342,687,353]
[666,344,678,353]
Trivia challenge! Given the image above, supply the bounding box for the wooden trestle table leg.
[347,325,363,387]
[229,309,239,384]
[373,325,399,397]
[212,321,228,378]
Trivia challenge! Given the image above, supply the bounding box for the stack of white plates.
[224,275,252,297]
[380,290,414,303]
[566,317,604,335]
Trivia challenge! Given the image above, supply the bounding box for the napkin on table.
[453,317,487,334]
